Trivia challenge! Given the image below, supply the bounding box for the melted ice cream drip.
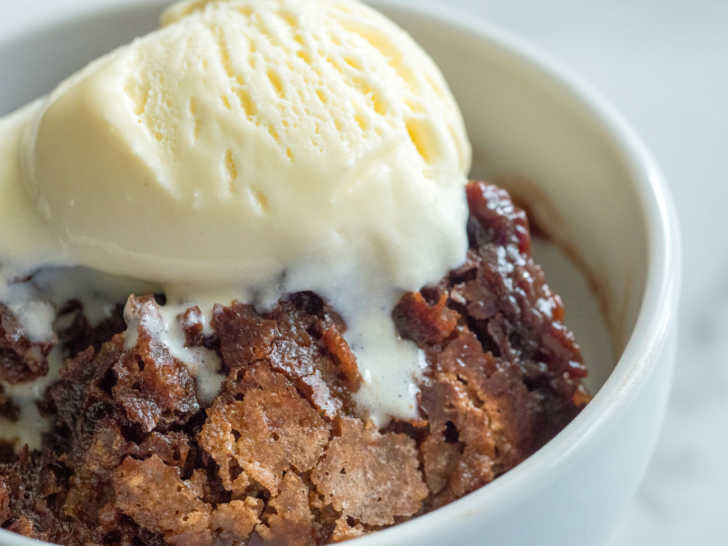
[123,296,224,404]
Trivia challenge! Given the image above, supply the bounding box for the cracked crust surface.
[0,182,588,544]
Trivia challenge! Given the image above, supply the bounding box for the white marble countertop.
[3,0,726,543]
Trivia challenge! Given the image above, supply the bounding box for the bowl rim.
[0,1,681,545]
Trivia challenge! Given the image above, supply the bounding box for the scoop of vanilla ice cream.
[0,0,473,425]
[19,0,470,290]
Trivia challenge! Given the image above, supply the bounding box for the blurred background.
[3,0,726,543]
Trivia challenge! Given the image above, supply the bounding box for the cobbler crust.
[0,181,588,545]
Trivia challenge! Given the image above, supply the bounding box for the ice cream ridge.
[0,0,471,431]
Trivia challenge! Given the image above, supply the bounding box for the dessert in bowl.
[0,1,680,545]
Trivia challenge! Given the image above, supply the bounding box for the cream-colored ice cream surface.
[21,0,470,287]
[0,0,472,439]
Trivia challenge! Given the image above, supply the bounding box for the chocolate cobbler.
[0,182,588,545]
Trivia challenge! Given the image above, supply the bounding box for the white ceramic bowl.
[0,2,681,546]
